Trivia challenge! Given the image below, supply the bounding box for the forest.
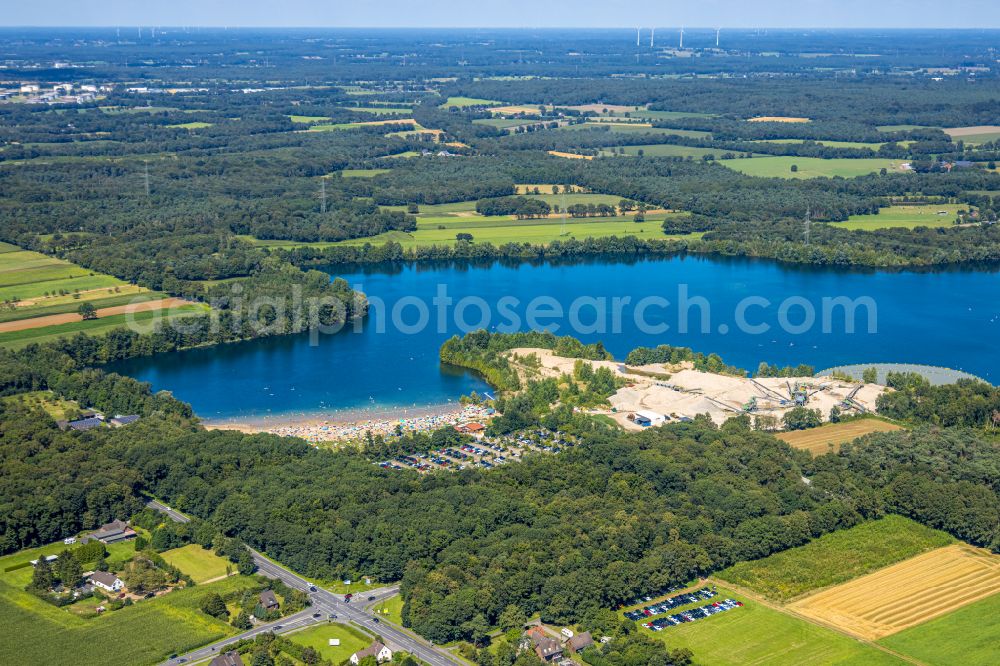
[2,359,998,644]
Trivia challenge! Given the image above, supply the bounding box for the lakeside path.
[204,403,493,443]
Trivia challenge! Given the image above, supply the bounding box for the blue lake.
[107,256,1000,420]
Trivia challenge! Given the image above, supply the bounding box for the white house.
[350,641,392,664]
[88,571,124,593]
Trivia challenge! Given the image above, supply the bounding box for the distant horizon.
[2,26,1000,31]
[1,0,997,30]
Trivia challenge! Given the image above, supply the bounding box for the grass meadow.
[835,204,964,231]
[648,584,905,666]
[878,592,1000,666]
[720,156,904,179]
[160,545,233,584]
[716,516,955,602]
[603,143,728,159]
[287,622,373,663]
[370,594,404,624]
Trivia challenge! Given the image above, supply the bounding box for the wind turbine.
[679,26,685,49]
[716,28,721,47]
[636,27,641,47]
[650,28,655,48]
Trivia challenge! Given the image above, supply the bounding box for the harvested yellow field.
[943,125,1000,137]
[564,103,641,113]
[788,544,1000,640]
[547,151,594,160]
[748,116,811,123]
[776,418,904,455]
[492,104,548,116]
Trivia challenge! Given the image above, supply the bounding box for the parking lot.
[378,428,578,473]
[621,585,744,630]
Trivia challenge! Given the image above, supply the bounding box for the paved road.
[147,501,459,666]
[146,499,191,524]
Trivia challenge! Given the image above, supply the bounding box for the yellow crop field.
[748,116,811,123]
[547,150,594,160]
[788,544,1000,640]
[776,418,904,455]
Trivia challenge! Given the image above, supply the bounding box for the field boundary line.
[706,577,927,666]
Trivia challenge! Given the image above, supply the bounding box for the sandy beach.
[203,403,493,444]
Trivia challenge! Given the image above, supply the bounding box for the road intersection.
[148,501,461,666]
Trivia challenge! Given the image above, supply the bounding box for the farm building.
[88,571,124,593]
[82,519,136,544]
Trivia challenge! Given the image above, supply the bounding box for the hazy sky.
[1,0,998,29]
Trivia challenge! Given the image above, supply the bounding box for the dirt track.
[0,297,191,333]
[788,544,1000,640]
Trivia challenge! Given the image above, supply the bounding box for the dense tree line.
[476,197,552,219]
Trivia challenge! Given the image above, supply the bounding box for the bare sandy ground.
[0,297,191,332]
[506,348,887,429]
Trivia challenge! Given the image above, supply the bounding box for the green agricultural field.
[0,571,255,666]
[287,622,372,663]
[0,290,160,325]
[0,304,209,350]
[604,144,728,159]
[336,106,412,115]
[835,204,964,231]
[878,592,1000,666]
[249,213,696,251]
[944,126,1000,145]
[624,109,715,120]
[371,594,403,624]
[289,115,331,123]
[716,516,955,602]
[561,123,710,138]
[0,274,128,303]
[306,119,418,132]
[338,217,693,249]
[160,545,232,584]
[750,138,887,150]
[721,156,904,179]
[339,168,391,178]
[474,117,535,129]
[166,122,213,129]
[652,584,905,666]
[440,96,502,108]
[0,246,131,298]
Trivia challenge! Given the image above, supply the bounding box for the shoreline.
[203,402,493,443]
